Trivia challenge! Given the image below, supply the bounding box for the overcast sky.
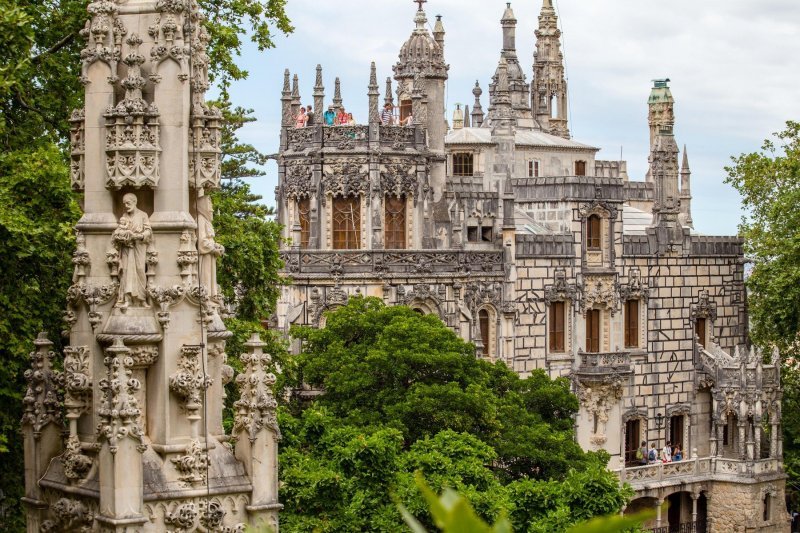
[219,0,800,236]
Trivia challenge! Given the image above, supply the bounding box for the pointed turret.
[648,78,675,151]
[313,64,325,117]
[291,73,301,117]
[384,76,394,107]
[679,145,694,229]
[333,77,343,112]
[490,58,515,190]
[488,3,532,128]
[532,0,569,138]
[281,69,292,128]
[433,14,445,56]
[368,62,380,125]
[471,81,485,127]
[453,104,464,130]
[463,104,471,127]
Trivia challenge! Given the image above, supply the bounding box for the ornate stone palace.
[274,1,788,531]
[21,0,280,531]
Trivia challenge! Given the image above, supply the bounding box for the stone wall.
[707,479,789,532]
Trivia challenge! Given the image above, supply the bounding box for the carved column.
[234,334,282,529]
[738,421,747,460]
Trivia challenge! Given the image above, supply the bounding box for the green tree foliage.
[0,0,291,525]
[725,121,800,504]
[279,297,631,532]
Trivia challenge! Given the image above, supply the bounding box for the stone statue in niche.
[196,193,224,296]
[112,193,152,308]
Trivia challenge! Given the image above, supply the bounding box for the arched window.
[385,195,407,249]
[298,197,310,248]
[479,309,490,358]
[332,196,361,249]
[586,214,601,250]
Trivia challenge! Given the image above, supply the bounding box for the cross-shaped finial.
[415,0,427,11]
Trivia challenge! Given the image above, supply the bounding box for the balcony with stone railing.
[619,455,782,489]
[574,351,633,382]
[280,249,506,277]
[285,124,422,152]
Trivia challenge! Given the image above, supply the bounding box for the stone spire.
[384,76,394,107]
[433,14,445,57]
[333,76,343,112]
[489,3,533,129]
[291,73,301,117]
[23,0,280,530]
[490,59,515,190]
[471,81,485,127]
[647,116,687,253]
[648,78,675,153]
[463,104,471,127]
[313,64,325,117]
[368,61,380,124]
[281,69,292,127]
[532,0,569,138]
[679,145,694,229]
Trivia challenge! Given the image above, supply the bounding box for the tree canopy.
[279,297,631,532]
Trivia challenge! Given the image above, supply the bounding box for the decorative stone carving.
[321,158,369,198]
[148,284,186,328]
[69,108,85,190]
[66,282,118,330]
[287,126,315,147]
[21,333,61,439]
[690,290,717,321]
[171,439,209,486]
[79,0,124,83]
[544,269,578,305]
[165,502,198,531]
[97,339,145,453]
[197,194,225,295]
[577,382,623,448]
[112,193,153,308]
[323,125,368,149]
[308,285,349,325]
[104,34,161,189]
[581,275,619,315]
[234,334,280,441]
[577,199,619,221]
[380,125,415,149]
[72,231,91,283]
[177,230,199,285]
[380,162,417,198]
[189,27,222,190]
[617,268,649,302]
[40,497,94,532]
[63,345,92,419]
[284,162,313,199]
[129,345,159,368]
[170,345,212,419]
[62,434,93,483]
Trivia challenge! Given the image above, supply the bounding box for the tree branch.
[31,31,77,64]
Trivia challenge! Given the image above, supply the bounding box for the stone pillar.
[691,492,699,523]
[753,418,762,460]
[655,498,664,528]
[313,64,325,117]
[738,421,747,460]
[234,334,282,530]
[771,420,779,458]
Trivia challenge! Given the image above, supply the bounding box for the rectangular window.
[625,419,641,465]
[575,160,587,176]
[481,226,493,242]
[587,215,602,250]
[528,160,540,177]
[723,420,730,446]
[399,99,412,125]
[624,299,639,348]
[452,153,474,177]
[696,317,707,347]
[467,226,479,242]
[670,415,684,449]
[586,309,600,352]
[479,309,490,358]
[298,197,310,248]
[384,195,407,249]
[549,301,565,352]
[332,196,361,250]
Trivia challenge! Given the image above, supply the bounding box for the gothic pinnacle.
[281,69,290,95]
[384,77,394,107]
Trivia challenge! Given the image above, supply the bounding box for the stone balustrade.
[280,249,505,277]
[284,124,421,152]
[619,456,781,487]
[575,350,632,380]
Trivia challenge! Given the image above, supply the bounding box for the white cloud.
[228,0,800,236]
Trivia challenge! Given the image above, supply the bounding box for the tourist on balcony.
[672,444,683,461]
[661,441,672,462]
[336,107,349,125]
[306,104,316,126]
[401,112,414,126]
[648,443,658,464]
[346,112,356,126]
[324,105,336,126]
[294,107,308,128]
[638,440,648,465]
[381,103,394,125]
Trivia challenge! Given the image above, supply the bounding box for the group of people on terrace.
[638,440,683,465]
[292,102,413,128]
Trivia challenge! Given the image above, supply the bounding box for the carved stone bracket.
[576,381,624,448]
[581,275,619,315]
[690,291,717,321]
[544,269,579,306]
[66,282,119,331]
[40,497,94,532]
[171,438,209,486]
[169,345,212,419]
[147,284,186,329]
[177,230,199,285]
[63,345,92,420]
[62,434,93,483]
[617,267,650,302]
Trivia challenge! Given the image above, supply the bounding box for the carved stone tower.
[393,3,449,198]
[531,0,569,138]
[488,3,533,129]
[21,0,280,531]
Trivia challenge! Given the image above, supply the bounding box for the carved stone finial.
[234,334,280,442]
[21,333,61,439]
[97,339,144,453]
